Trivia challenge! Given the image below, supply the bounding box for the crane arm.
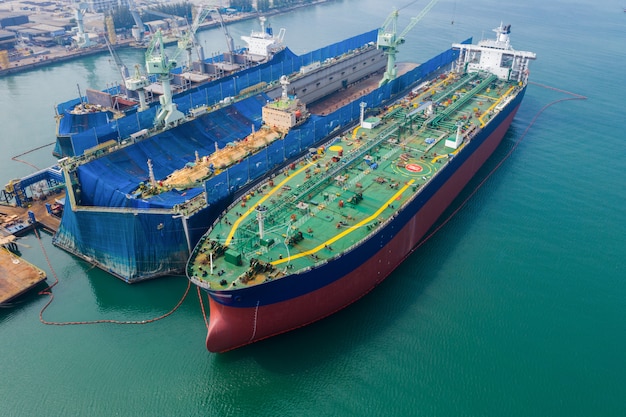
[209,8,234,55]
[127,0,145,32]
[379,8,399,34]
[104,34,127,82]
[172,6,211,59]
[397,0,440,40]
[377,0,441,87]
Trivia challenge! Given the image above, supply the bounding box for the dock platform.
[0,247,47,305]
[0,193,63,235]
[0,195,59,304]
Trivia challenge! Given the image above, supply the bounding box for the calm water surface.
[1,0,625,415]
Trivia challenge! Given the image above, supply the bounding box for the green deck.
[188,71,522,289]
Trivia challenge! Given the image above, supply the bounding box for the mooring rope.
[35,227,191,326]
[11,141,55,171]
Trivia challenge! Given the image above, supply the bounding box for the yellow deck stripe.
[479,85,515,127]
[225,162,315,246]
[271,179,415,266]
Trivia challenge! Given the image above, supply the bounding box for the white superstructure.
[453,23,536,83]
[241,16,285,59]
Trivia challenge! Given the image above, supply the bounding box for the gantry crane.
[377,0,440,87]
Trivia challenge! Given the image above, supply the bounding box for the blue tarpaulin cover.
[53,31,467,282]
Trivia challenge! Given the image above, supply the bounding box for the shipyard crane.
[71,1,91,48]
[209,8,235,63]
[145,29,185,128]
[177,6,212,69]
[143,8,210,128]
[127,0,146,44]
[125,64,151,112]
[377,0,440,86]
[103,35,150,112]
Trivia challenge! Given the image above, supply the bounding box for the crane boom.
[127,0,145,43]
[377,0,440,86]
[209,8,235,58]
[398,0,440,40]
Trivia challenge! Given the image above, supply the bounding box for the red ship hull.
[204,101,522,353]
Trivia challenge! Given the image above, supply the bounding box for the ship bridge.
[452,23,536,83]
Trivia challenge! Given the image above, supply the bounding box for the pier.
[0,244,47,305]
[0,195,61,304]
[0,193,63,235]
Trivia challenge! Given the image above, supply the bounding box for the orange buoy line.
[34,227,191,326]
[11,142,56,171]
[197,287,210,330]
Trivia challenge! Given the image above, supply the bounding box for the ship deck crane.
[377,0,440,87]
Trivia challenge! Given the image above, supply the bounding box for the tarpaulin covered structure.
[52,30,467,282]
[54,30,381,157]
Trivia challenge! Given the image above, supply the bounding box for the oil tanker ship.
[186,22,536,352]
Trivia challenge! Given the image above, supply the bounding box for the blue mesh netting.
[56,30,380,156]
[56,34,464,281]
[53,206,189,282]
[205,172,229,205]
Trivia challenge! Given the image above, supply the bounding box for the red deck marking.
[405,163,423,173]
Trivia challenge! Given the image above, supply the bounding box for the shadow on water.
[84,266,191,314]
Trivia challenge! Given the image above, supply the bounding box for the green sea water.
[1,1,625,415]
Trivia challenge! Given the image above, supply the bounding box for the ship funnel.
[495,23,511,47]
